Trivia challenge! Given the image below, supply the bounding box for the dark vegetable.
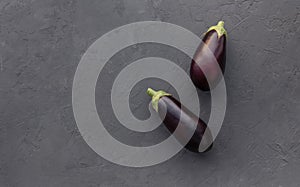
[147,88,213,153]
[190,21,227,91]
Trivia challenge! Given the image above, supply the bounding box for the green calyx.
[146,88,171,112]
[206,21,227,38]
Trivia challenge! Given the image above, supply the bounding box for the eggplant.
[147,88,213,153]
[190,21,227,91]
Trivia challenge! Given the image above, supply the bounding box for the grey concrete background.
[1,0,300,186]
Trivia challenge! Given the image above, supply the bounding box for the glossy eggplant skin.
[190,22,227,91]
[157,96,213,153]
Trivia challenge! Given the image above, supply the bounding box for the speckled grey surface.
[1,0,300,186]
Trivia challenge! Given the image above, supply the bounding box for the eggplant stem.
[147,88,157,97]
[206,20,227,38]
[146,88,171,112]
[217,21,225,27]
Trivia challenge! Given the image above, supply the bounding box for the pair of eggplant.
[147,21,227,153]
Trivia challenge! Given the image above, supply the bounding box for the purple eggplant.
[147,88,213,153]
[190,21,227,91]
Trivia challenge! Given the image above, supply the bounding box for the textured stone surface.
[1,0,300,186]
